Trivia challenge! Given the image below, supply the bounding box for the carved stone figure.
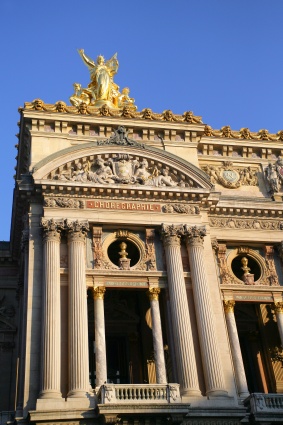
[266,163,279,193]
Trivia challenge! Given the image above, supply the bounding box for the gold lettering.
[122,203,126,209]
[99,202,104,208]
[111,202,115,209]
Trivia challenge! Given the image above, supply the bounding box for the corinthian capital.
[93,286,106,300]
[274,302,283,314]
[160,223,183,247]
[223,300,235,313]
[147,287,160,301]
[66,219,89,241]
[184,225,206,246]
[41,218,64,241]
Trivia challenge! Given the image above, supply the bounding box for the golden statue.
[119,242,128,259]
[241,257,251,275]
[76,49,119,108]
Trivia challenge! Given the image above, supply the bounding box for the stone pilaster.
[223,300,249,398]
[185,226,228,397]
[67,220,90,398]
[161,224,201,397]
[93,286,107,387]
[274,302,283,346]
[39,219,64,399]
[16,229,29,415]
[147,287,167,384]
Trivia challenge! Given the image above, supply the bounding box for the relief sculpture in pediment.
[54,153,192,188]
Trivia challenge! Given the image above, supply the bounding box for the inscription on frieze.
[86,200,161,212]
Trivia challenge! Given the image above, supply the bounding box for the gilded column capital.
[66,219,89,242]
[223,300,235,313]
[274,302,283,314]
[184,225,206,247]
[147,287,161,301]
[93,286,106,300]
[41,218,64,242]
[160,223,183,247]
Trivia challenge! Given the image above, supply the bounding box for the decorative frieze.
[209,217,283,230]
[162,204,200,214]
[44,197,84,209]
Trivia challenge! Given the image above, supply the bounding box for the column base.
[39,389,62,399]
[206,389,229,398]
[180,388,202,397]
[67,389,89,398]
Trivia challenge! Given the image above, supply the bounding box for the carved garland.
[209,217,283,231]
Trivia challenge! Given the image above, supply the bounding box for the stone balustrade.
[244,393,283,422]
[98,384,181,404]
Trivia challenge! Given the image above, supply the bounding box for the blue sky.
[1,0,283,240]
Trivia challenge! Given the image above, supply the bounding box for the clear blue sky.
[1,0,283,241]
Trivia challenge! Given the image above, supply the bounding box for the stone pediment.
[33,138,212,192]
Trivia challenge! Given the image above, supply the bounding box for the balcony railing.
[245,393,283,414]
[97,383,181,404]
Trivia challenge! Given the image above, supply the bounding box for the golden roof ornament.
[69,49,137,110]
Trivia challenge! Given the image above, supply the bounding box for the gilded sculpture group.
[69,50,137,111]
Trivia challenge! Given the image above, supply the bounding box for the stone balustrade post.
[223,300,249,398]
[93,286,107,387]
[67,220,90,398]
[274,302,283,346]
[147,287,167,384]
[161,224,201,397]
[40,218,64,399]
[185,226,228,397]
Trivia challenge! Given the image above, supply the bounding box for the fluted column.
[161,224,201,397]
[274,302,283,346]
[223,300,249,398]
[40,218,64,398]
[185,226,227,397]
[147,287,167,384]
[93,286,107,387]
[67,220,90,398]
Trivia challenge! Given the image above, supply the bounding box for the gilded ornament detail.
[223,300,235,313]
[93,286,106,300]
[147,287,160,301]
[202,162,258,189]
[273,302,283,314]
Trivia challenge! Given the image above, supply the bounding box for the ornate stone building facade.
[1,52,283,425]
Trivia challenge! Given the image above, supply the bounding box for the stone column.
[161,224,201,397]
[93,286,107,387]
[40,218,64,399]
[274,302,283,346]
[67,220,90,398]
[185,226,228,397]
[223,300,249,398]
[147,287,167,384]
